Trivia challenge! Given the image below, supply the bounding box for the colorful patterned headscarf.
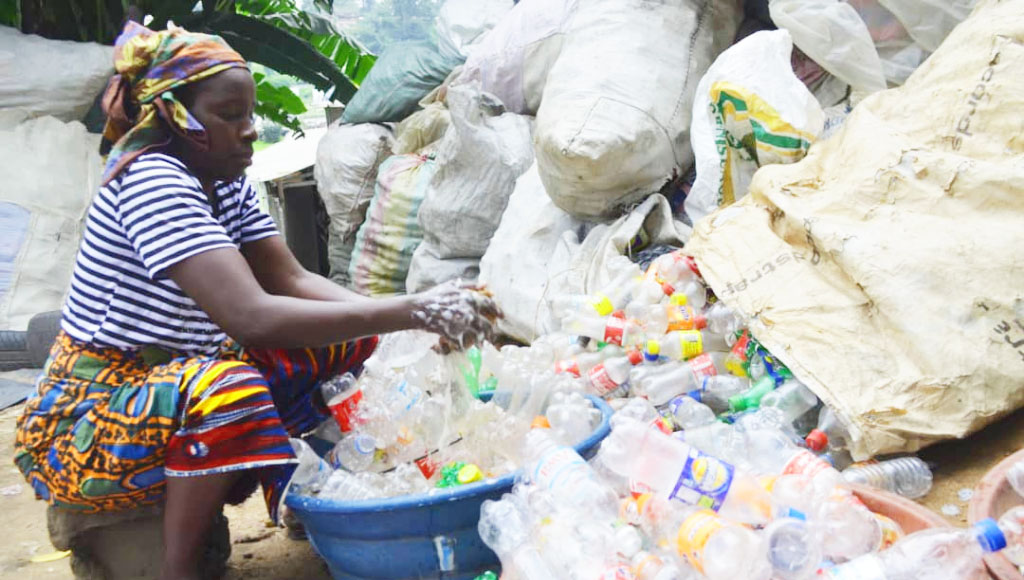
[100,22,248,184]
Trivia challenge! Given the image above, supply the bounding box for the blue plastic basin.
[285,394,613,580]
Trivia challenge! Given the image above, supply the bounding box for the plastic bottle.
[805,406,851,452]
[632,352,728,406]
[703,302,744,339]
[763,516,822,580]
[319,469,382,501]
[694,375,749,413]
[555,345,624,377]
[667,396,716,430]
[286,438,332,496]
[587,350,644,397]
[649,331,728,361]
[757,380,818,423]
[562,312,640,347]
[628,493,770,580]
[321,372,363,432]
[999,505,1024,566]
[326,433,377,472]
[630,550,694,580]
[478,496,557,579]
[727,375,777,413]
[551,293,615,321]
[546,391,601,446]
[1008,458,1024,498]
[626,302,670,336]
[664,296,707,333]
[821,518,1010,580]
[598,418,772,525]
[841,457,933,499]
[520,427,619,519]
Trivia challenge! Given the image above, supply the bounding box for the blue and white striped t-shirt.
[62,152,279,355]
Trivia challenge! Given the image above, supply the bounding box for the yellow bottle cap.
[670,293,688,306]
[592,295,615,317]
[457,463,483,485]
[531,415,552,429]
[646,340,661,356]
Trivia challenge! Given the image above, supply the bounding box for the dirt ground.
[0,403,1021,580]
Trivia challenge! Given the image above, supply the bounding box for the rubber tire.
[27,310,62,367]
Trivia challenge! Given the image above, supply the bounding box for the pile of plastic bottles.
[287,329,604,501]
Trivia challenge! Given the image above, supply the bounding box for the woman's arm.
[240,235,371,303]
[167,246,416,348]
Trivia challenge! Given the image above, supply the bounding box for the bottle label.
[599,564,636,580]
[328,389,363,432]
[782,450,834,479]
[821,555,887,580]
[668,447,735,512]
[725,331,751,376]
[629,478,655,496]
[676,510,727,573]
[533,446,587,490]
[588,363,619,396]
[687,353,719,380]
[668,305,700,331]
[604,317,626,346]
[554,359,581,377]
[677,331,704,359]
[874,513,904,551]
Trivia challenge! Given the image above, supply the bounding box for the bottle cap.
[660,281,675,296]
[611,310,627,319]
[457,464,483,485]
[531,415,551,429]
[974,518,1007,552]
[627,350,644,365]
[592,295,615,317]
[805,429,829,451]
[694,314,707,330]
[644,340,661,362]
[669,293,688,306]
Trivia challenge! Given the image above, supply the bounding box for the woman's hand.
[410,280,502,352]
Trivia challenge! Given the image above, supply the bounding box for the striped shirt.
[62,152,279,356]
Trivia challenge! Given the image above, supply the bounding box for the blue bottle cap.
[685,389,702,403]
[785,508,807,521]
[974,518,1007,553]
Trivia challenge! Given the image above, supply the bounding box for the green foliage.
[0,0,20,29]
[253,71,307,133]
[350,0,440,54]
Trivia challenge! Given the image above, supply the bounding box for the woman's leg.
[160,471,241,580]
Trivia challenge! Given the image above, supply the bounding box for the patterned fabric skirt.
[14,331,377,521]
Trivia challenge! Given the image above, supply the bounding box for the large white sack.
[534,0,715,220]
[436,0,515,57]
[405,241,479,293]
[455,0,578,115]
[0,116,100,330]
[314,123,394,286]
[685,30,825,225]
[482,163,690,342]
[0,27,113,122]
[418,85,534,259]
[686,0,1024,459]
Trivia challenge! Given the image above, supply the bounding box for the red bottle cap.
[627,350,644,365]
[805,429,829,451]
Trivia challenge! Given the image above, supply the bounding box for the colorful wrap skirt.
[13,331,377,521]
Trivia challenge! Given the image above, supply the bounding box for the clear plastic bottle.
[546,391,601,446]
[805,406,851,452]
[1008,458,1024,498]
[286,438,332,496]
[703,302,744,338]
[757,380,818,423]
[650,331,727,361]
[667,396,716,430]
[664,297,707,333]
[562,312,639,347]
[319,469,382,501]
[841,457,933,499]
[632,352,727,406]
[326,433,377,472]
[694,375,749,413]
[598,418,772,525]
[999,505,1024,566]
[555,345,624,377]
[478,496,557,579]
[520,428,619,519]
[630,550,695,580]
[587,350,644,397]
[321,372,363,432]
[763,516,822,580]
[626,302,670,336]
[822,518,1010,580]
[550,293,615,321]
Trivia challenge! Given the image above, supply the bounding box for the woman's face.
[178,67,258,182]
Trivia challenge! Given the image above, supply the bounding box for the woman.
[13,22,497,580]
